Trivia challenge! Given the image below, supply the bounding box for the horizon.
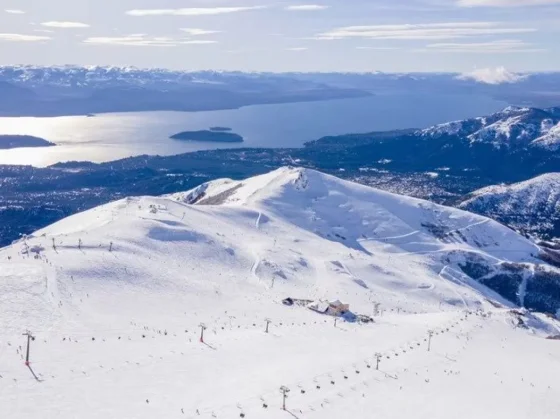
[1,63,559,75]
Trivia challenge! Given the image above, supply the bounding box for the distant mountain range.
[1,66,560,116]
[459,173,560,240]
[0,66,370,116]
[289,71,560,107]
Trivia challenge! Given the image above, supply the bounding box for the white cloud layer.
[5,9,25,14]
[41,21,90,28]
[286,47,309,51]
[315,22,536,40]
[126,7,264,17]
[285,5,329,11]
[457,67,528,84]
[422,39,543,53]
[180,28,221,36]
[0,33,51,42]
[83,34,218,47]
[458,0,560,6]
[356,46,399,50]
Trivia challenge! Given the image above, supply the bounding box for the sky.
[0,0,559,72]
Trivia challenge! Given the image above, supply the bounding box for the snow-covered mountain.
[0,65,301,88]
[459,173,560,240]
[300,106,560,184]
[419,106,560,150]
[0,66,369,116]
[1,168,559,419]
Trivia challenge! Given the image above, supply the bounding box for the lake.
[0,93,507,167]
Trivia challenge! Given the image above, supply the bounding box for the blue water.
[0,93,507,167]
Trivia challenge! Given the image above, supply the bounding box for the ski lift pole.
[280,386,290,410]
[199,323,207,343]
[375,352,382,370]
[265,318,272,333]
[427,330,434,352]
[22,331,35,366]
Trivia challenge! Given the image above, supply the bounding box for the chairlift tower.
[279,386,290,410]
[22,331,35,366]
[265,318,272,333]
[427,330,434,352]
[375,352,382,370]
[199,323,207,343]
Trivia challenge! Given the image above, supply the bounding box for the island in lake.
[170,130,243,143]
[209,126,232,132]
[0,135,56,150]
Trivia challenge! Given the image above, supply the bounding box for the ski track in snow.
[448,218,490,235]
[250,250,261,283]
[517,265,534,308]
[250,211,263,284]
[359,230,420,242]
[255,211,262,230]
[439,266,468,309]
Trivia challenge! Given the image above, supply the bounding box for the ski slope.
[1,167,559,419]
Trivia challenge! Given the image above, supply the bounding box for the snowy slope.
[459,173,560,239]
[419,106,560,149]
[1,167,559,419]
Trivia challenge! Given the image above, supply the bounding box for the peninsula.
[0,135,56,149]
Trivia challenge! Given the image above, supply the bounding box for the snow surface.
[461,173,560,209]
[533,122,560,150]
[460,173,560,220]
[1,167,559,419]
[459,173,560,238]
[418,106,560,150]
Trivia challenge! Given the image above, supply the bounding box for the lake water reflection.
[0,94,507,167]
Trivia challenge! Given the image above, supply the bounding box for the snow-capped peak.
[417,106,560,149]
[459,173,560,240]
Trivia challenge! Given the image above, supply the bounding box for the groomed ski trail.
[250,211,263,284]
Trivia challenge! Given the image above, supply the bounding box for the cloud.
[420,39,544,53]
[183,40,218,44]
[5,9,25,14]
[126,6,264,17]
[458,0,560,6]
[83,34,218,47]
[41,21,90,28]
[314,22,536,41]
[356,46,399,50]
[180,28,221,36]
[0,33,51,42]
[286,47,309,51]
[285,4,329,11]
[34,29,55,33]
[457,67,528,84]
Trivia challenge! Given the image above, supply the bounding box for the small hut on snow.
[307,299,350,316]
